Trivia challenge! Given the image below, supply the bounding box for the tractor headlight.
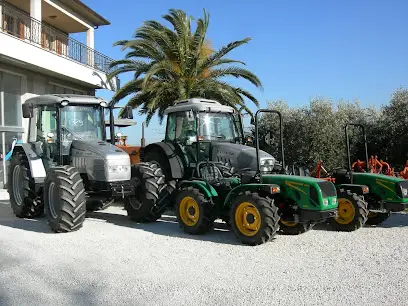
[323,198,329,206]
[396,181,408,198]
[260,158,275,173]
[108,165,130,173]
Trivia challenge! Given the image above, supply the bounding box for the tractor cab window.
[36,106,57,142]
[166,112,197,144]
[60,105,103,154]
[199,112,240,142]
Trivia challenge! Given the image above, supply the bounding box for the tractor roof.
[164,98,235,115]
[24,94,107,106]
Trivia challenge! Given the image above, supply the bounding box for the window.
[0,70,23,188]
[2,72,22,127]
[165,112,196,142]
[199,112,240,142]
[36,106,57,142]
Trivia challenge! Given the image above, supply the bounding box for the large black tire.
[230,192,279,246]
[331,192,368,231]
[43,166,86,233]
[7,152,43,218]
[278,220,315,235]
[124,162,165,222]
[175,187,214,234]
[143,150,172,180]
[366,211,391,225]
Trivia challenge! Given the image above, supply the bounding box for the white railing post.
[30,0,41,44]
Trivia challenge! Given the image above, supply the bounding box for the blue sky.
[77,0,408,145]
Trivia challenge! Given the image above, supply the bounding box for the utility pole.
[141,121,146,147]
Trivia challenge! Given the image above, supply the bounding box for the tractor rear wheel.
[366,211,391,225]
[175,187,214,234]
[7,153,43,218]
[278,219,315,235]
[230,192,279,246]
[124,162,165,222]
[331,192,368,231]
[44,166,86,233]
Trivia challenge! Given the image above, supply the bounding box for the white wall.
[0,62,96,142]
[0,34,118,92]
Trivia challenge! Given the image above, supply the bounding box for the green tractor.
[313,123,408,226]
[128,98,338,245]
[344,123,408,224]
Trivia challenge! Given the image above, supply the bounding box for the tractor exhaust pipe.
[345,123,369,171]
[255,109,285,174]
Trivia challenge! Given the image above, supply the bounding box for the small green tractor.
[345,123,408,224]
[7,94,153,232]
[127,98,339,245]
[312,123,408,226]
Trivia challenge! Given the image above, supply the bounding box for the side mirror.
[22,103,34,118]
[122,105,133,119]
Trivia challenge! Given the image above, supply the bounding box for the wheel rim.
[335,198,355,225]
[234,202,261,237]
[12,165,23,206]
[129,178,142,210]
[280,219,297,227]
[179,196,199,226]
[48,182,58,219]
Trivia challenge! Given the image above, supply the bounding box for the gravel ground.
[1,200,408,306]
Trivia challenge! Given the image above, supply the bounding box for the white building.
[0,0,118,189]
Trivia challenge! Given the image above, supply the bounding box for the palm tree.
[108,8,262,125]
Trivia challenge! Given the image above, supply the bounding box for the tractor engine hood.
[210,142,275,171]
[70,140,131,182]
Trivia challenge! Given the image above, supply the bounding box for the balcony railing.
[0,2,114,74]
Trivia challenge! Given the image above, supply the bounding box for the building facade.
[0,0,118,189]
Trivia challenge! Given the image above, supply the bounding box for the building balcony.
[0,1,119,91]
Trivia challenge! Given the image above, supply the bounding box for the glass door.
[0,71,24,189]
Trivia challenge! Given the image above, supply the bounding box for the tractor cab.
[22,94,133,167]
[158,98,275,179]
[22,95,109,167]
[164,98,244,166]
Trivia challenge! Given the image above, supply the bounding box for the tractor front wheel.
[7,153,43,218]
[366,211,391,225]
[124,163,165,222]
[175,187,214,234]
[230,192,279,246]
[331,192,368,231]
[44,166,86,233]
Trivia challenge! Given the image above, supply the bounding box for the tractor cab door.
[28,105,59,168]
[165,111,210,166]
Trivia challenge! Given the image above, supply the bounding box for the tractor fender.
[223,183,281,208]
[12,143,46,184]
[143,142,185,179]
[336,184,369,196]
[177,180,218,198]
